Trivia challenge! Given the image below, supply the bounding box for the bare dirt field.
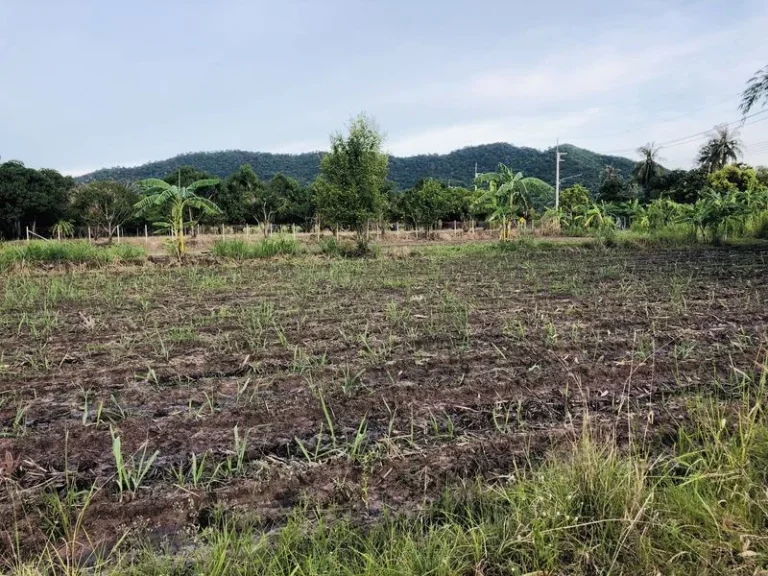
[1,243,767,562]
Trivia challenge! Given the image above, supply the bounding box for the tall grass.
[212,235,301,260]
[0,241,146,269]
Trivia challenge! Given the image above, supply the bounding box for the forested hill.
[76,143,636,191]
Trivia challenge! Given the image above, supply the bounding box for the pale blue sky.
[2,0,767,175]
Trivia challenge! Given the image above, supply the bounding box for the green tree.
[560,184,590,212]
[740,64,768,115]
[71,181,138,241]
[697,125,743,173]
[442,186,474,222]
[248,174,287,236]
[647,168,708,204]
[163,166,217,189]
[135,178,221,257]
[219,164,263,224]
[632,143,663,202]
[756,166,768,188]
[597,166,634,203]
[0,160,74,238]
[315,113,389,247]
[277,182,314,230]
[708,164,759,194]
[401,178,449,237]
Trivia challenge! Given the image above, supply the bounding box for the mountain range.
[76,143,638,192]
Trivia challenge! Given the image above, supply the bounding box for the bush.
[318,236,344,257]
[0,241,146,269]
[318,236,380,258]
[212,235,301,260]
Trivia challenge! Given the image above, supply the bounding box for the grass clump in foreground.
[211,235,301,260]
[11,365,768,575]
[0,241,146,269]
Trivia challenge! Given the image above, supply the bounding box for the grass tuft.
[212,235,301,260]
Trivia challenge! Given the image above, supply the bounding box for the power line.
[595,109,768,156]
[659,115,768,151]
[566,92,743,143]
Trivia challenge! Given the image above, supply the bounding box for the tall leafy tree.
[250,174,285,236]
[315,113,388,246]
[632,143,662,201]
[401,178,449,236]
[218,164,263,224]
[597,166,634,203]
[740,64,768,115]
[135,178,221,257]
[441,186,475,222]
[0,160,73,238]
[697,125,743,173]
[560,184,591,212]
[708,164,760,194]
[72,181,138,241]
[274,177,314,230]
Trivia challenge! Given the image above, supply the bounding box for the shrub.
[318,236,344,257]
[212,235,301,260]
[317,236,380,258]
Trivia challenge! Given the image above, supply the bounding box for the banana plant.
[52,220,74,241]
[135,178,221,258]
[576,201,613,230]
[542,206,576,232]
[474,164,530,241]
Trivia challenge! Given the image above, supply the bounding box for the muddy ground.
[1,243,766,560]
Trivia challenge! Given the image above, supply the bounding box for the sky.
[1,0,767,178]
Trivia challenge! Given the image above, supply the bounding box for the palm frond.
[184,195,222,215]
[187,178,221,192]
[740,65,768,115]
[138,179,174,192]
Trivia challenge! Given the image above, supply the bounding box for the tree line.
[2,63,767,245]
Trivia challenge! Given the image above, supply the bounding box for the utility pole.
[555,139,566,209]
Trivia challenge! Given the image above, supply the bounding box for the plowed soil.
[1,244,767,560]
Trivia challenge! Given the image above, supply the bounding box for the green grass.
[9,370,768,575]
[0,241,146,269]
[211,235,301,260]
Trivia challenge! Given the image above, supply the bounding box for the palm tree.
[632,143,662,201]
[697,125,743,173]
[135,177,221,258]
[474,163,530,241]
[740,64,768,115]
